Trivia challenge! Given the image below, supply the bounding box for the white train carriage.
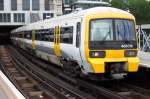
[11,7,139,80]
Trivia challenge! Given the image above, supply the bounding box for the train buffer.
[0,69,25,99]
[138,51,150,68]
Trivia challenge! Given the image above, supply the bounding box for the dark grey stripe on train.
[35,44,71,59]
[36,45,55,55]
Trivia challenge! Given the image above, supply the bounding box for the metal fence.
[137,25,150,52]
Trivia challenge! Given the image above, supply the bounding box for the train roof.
[73,0,110,5]
[11,7,134,33]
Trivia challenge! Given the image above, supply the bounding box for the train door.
[22,32,25,49]
[54,26,61,56]
[32,30,36,50]
[75,21,83,63]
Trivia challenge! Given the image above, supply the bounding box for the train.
[11,7,139,80]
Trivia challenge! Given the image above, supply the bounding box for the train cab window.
[115,20,136,41]
[90,19,113,41]
[60,26,73,44]
[76,22,81,47]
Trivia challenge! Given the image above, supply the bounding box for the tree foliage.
[111,0,127,10]
[110,0,150,24]
[103,0,110,2]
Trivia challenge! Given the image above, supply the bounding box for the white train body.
[11,7,139,80]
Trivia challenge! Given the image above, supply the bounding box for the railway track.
[17,45,150,99]
[7,45,128,99]
[11,46,128,99]
[0,46,49,99]
[1,45,150,99]
[0,46,94,99]
[98,81,150,99]
[125,68,150,90]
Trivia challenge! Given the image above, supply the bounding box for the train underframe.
[14,43,139,81]
[60,59,129,80]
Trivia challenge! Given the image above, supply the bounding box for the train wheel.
[63,62,81,77]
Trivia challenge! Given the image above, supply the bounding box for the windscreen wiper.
[101,26,111,43]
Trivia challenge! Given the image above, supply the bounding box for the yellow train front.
[81,7,139,80]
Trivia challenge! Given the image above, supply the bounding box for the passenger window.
[35,33,41,41]
[18,33,21,38]
[43,33,50,41]
[24,32,27,39]
[35,29,54,42]
[60,26,73,44]
[24,31,32,39]
[27,33,30,39]
[29,31,32,39]
[49,28,54,42]
[76,22,81,47]
[24,31,28,39]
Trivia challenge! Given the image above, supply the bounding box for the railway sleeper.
[1,57,11,60]
[28,91,43,97]
[4,63,13,66]
[10,70,18,73]
[13,76,29,82]
[23,87,38,92]
[14,77,27,81]
[10,71,21,75]
[21,83,35,88]
[11,73,22,77]
[8,67,16,71]
[1,59,12,63]
[0,53,9,56]
[130,92,150,99]
[16,79,30,84]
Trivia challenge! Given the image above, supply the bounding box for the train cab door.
[75,22,83,63]
[54,26,61,56]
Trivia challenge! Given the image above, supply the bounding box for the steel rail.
[9,45,95,99]
[11,45,129,99]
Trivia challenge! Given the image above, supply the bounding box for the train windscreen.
[90,19,136,42]
[89,19,137,50]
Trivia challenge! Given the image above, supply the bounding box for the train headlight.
[124,50,137,57]
[90,51,105,58]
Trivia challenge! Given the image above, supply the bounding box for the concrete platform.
[0,86,8,99]
[138,51,150,68]
[0,70,25,99]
